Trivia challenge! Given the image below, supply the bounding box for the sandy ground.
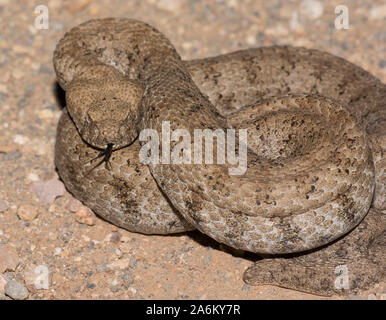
[0,0,385,300]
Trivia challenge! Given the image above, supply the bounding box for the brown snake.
[53,18,385,295]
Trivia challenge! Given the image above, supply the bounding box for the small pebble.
[107,230,121,243]
[110,285,120,293]
[128,287,137,295]
[0,244,19,273]
[96,264,110,273]
[86,282,96,289]
[242,284,251,291]
[0,200,9,212]
[115,248,122,258]
[27,173,39,182]
[13,134,29,145]
[75,207,96,226]
[16,204,40,221]
[300,0,323,19]
[369,5,386,20]
[66,198,83,212]
[24,265,50,290]
[17,98,28,108]
[130,256,137,268]
[108,258,132,270]
[5,280,29,300]
[121,273,134,286]
[53,247,62,256]
[3,272,15,281]
[30,179,66,205]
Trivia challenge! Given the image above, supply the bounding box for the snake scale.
[53,18,385,295]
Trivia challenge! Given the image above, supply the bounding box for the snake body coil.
[54,18,385,256]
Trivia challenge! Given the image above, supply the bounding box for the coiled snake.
[53,18,385,295]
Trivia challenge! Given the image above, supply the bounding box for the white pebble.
[13,134,29,145]
[24,265,50,290]
[27,173,40,182]
[33,265,50,290]
[300,0,324,19]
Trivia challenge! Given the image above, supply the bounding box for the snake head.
[66,74,143,150]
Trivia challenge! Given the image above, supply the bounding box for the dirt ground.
[0,0,385,300]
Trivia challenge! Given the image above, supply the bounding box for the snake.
[53,18,385,295]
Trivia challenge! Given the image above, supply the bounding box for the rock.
[13,134,29,145]
[241,283,251,291]
[66,198,83,212]
[3,271,15,281]
[110,285,120,292]
[108,258,132,270]
[129,256,137,268]
[106,231,121,243]
[27,172,40,182]
[115,249,122,258]
[0,244,19,273]
[17,204,40,221]
[300,0,323,19]
[53,247,62,256]
[75,207,96,226]
[86,282,96,289]
[30,179,66,205]
[290,11,304,32]
[0,200,9,212]
[369,5,386,20]
[121,273,134,286]
[24,265,50,290]
[5,280,29,300]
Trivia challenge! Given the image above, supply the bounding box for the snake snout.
[83,102,138,149]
